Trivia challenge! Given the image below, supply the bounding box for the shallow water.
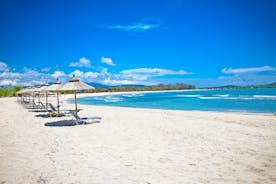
[72,88,276,113]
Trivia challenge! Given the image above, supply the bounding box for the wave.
[92,96,105,100]
[176,94,202,98]
[198,95,276,100]
[86,91,276,103]
[253,95,276,100]
[122,93,144,97]
[103,96,123,102]
[198,96,253,100]
[214,94,229,97]
[198,96,220,99]
[228,97,253,100]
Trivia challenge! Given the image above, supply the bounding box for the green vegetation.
[58,83,195,94]
[2,81,275,97]
[91,83,195,93]
[1,83,194,97]
[0,86,23,97]
[47,83,195,94]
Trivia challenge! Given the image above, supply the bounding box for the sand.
[0,94,276,184]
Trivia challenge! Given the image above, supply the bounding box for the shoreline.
[61,91,276,116]
[0,97,276,183]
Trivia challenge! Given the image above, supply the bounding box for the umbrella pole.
[46,91,48,112]
[74,90,78,114]
[33,92,35,108]
[57,92,60,114]
[38,93,40,109]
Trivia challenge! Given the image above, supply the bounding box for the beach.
[0,95,276,184]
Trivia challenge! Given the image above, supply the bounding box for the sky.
[0,0,276,87]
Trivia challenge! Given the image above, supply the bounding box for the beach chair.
[46,103,66,117]
[32,101,41,109]
[39,102,46,110]
[48,103,57,112]
[70,111,102,124]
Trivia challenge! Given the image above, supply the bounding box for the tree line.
[0,86,23,97]
[0,83,195,97]
[92,83,195,93]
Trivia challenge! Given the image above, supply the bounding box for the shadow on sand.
[45,120,77,127]
[32,110,48,113]
[35,114,51,118]
[35,113,66,118]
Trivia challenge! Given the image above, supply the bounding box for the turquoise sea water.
[73,88,276,113]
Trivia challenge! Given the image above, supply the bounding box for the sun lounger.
[46,103,67,117]
[32,101,41,108]
[70,111,101,124]
[39,102,46,110]
[48,103,57,112]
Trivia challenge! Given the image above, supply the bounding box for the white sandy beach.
[0,94,276,184]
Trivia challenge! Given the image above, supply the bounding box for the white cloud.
[0,62,9,71]
[0,69,49,86]
[120,68,191,80]
[51,70,66,79]
[70,70,99,82]
[97,68,192,86]
[120,68,190,75]
[0,71,20,78]
[101,56,115,66]
[0,64,70,86]
[100,78,152,86]
[222,66,276,74]
[1,62,275,87]
[106,19,163,32]
[0,79,17,86]
[85,71,99,78]
[41,67,51,72]
[69,68,160,86]
[69,57,92,68]
[217,74,276,86]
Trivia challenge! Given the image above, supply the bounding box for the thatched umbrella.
[58,75,94,115]
[31,86,41,107]
[34,85,42,105]
[20,88,29,102]
[39,82,49,111]
[24,86,35,103]
[16,88,27,103]
[47,78,63,114]
[16,88,25,95]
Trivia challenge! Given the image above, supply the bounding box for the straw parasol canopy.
[47,78,63,113]
[39,82,49,111]
[24,86,35,93]
[16,88,28,103]
[23,86,35,103]
[39,82,49,92]
[16,88,26,95]
[58,75,94,114]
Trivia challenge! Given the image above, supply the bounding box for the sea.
[72,88,276,113]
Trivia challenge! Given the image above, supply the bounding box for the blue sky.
[0,0,276,87]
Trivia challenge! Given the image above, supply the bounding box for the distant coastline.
[200,82,276,90]
[0,82,275,97]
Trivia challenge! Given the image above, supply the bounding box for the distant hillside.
[89,83,195,93]
[264,82,276,88]
[87,83,145,89]
[87,83,109,88]
[87,82,145,88]
[202,82,276,89]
